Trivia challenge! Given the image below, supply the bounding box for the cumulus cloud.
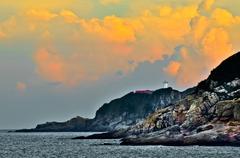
[26,9,58,21]
[34,48,85,86]
[60,10,80,23]
[162,0,239,87]
[201,28,233,67]
[164,61,181,77]
[41,1,240,87]
[79,15,142,43]
[211,8,237,26]
[0,16,16,39]
[2,0,240,88]
[172,47,206,86]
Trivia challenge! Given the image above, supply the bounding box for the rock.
[233,101,240,120]
[215,101,234,119]
[73,129,129,139]
[227,121,240,126]
[121,125,183,145]
[205,92,219,105]
[214,86,228,94]
[221,109,233,118]
[182,130,236,146]
[196,124,214,133]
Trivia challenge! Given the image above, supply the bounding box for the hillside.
[16,87,194,132]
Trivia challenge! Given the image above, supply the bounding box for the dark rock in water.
[73,129,128,139]
[196,124,214,133]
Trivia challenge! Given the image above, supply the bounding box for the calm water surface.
[0,131,240,158]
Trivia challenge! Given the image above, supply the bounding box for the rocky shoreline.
[75,52,240,146]
[73,123,240,146]
[120,123,240,146]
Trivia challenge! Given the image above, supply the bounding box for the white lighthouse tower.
[163,81,169,88]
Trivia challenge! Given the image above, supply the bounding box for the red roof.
[135,90,153,94]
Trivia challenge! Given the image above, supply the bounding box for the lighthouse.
[163,81,169,88]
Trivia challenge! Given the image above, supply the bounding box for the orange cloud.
[211,8,234,26]
[2,0,240,88]
[202,27,233,67]
[54,2,240,87]
[26,9,57,21]
[163,0,240,87]
[29,1,240,88]
[173,27,233,87]
[0,31,6,39]
[159,6,173,17]
[173,48,207,87]
[140,5,198,42]
[34,48,86,86]
[191,16,209,43]
[16,82,27,93]
[34,48,66,83]
[172,26,234,87]
[0,16,17,39]
[80,16,142,43]
[60,10,80,23]
[164,61,181,76]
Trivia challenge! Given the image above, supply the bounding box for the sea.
[0,130,240,158]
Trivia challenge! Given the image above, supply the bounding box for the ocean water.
[0,131,240,158]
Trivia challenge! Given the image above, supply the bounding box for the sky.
[0,0,240,129]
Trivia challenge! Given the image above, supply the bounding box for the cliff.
[88,87,188,131]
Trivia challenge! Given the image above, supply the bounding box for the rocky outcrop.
[120,80,240,145]
[120,52,240,145]
[88,87,186,131]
